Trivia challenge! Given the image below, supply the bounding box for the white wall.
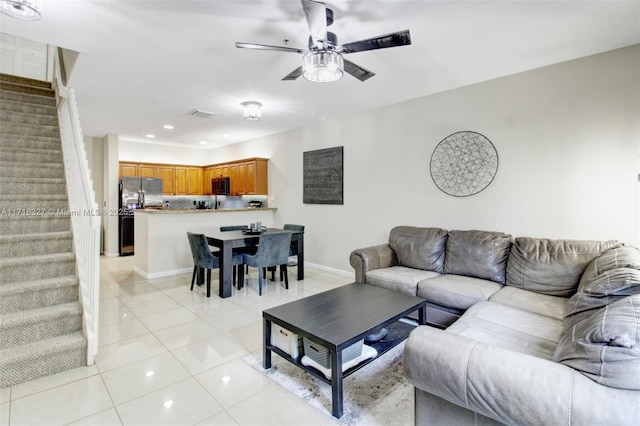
[207,45,640,274]
[119,139,212,165]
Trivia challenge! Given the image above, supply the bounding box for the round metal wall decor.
[430,131,498,197]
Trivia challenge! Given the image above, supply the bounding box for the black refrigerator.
[119,177,163,256]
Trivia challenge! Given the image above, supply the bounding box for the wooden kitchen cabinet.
[245,158,268,195]
[188,167,203,195]
[138,164,156,178]
[118,158,267,196]
[119,162,138,177]
[175,167,189,195]
[156,165,176,195]
[203,166,216,195]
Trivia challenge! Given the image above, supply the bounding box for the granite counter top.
[134,207,276,214]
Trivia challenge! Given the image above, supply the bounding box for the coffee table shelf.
[266,320,416,385]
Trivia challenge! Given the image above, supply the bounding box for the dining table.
[206,227,305,298]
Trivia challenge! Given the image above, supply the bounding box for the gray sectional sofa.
[349,226,640,425]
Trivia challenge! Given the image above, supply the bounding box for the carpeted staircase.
[0,73,87,389]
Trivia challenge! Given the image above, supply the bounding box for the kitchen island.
[133,207,276,279]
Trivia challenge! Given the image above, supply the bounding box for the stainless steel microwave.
[212,177,230,195]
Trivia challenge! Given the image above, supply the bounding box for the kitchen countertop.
[134,207,276,214]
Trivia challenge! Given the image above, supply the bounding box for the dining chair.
[281,224,305,280]
[187,232,244,297]
[220,225,254,282]
[242,232,292,295]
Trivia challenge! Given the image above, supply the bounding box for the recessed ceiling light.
[163,125,174,130]
[200,141,208,145]
[145,134,155,138]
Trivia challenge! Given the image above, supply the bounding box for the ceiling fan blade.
[340,29,411,54]
[282,66,303,81]
[301,0,327,48]
[236,42,306,54]
[343,59,375,82]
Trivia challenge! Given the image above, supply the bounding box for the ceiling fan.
[235,0,411,82]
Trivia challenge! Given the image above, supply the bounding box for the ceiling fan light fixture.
[0,0,41,21]
[241,101,262,121]
[302,51,344,83]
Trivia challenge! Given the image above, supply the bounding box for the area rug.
[243,342,413,426]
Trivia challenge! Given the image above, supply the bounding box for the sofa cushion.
[446,301,563,359]
[489,286,567,320]
[366,266,440,296]
[564,268,640,328]
[417,274,503,311]
[505,237,619,297]
[389,226,448,273]
[578,246,640,291]
[444,230,512,284]
[553,295,640,390]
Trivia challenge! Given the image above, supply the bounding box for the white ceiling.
[1,0,639,149]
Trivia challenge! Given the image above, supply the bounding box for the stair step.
[0,110,59,127]
[0,214,70,235]
[0,302,83,350]
[0,252,76,284]
[0,231,73,257]
[0,89,56,107]
[0,331,86,388]
[0,146,62,164]
[0,133,61,150]
[0,177,66,195]
[0,194,68,211]
[0,275,79,314]
[0,98,57,116]
[0,122,60,138]
[0,81,55,98]
[0,73,53,89]
[0,161,65,178]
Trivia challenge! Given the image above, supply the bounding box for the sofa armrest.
[404,326,640,426]
[349,244,395,283]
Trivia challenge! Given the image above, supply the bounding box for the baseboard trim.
[304,262,353,278]
[102,251,120,258]
[134,266,192,279]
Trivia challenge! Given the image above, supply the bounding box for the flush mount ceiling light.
[0,0,41,21]
[241,101,262,121]
[302,50,344,83]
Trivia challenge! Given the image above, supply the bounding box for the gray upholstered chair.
[242,232,292,295]
[187,232,244,297]
[280,224,304,280]
[220,225,254,282]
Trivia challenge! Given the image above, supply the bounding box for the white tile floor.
[0,256,369,426]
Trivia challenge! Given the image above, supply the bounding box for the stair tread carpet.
[0,331,86,388]
[1,301,82,328]
[0,276,79,315]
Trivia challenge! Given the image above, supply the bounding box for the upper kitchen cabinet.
[138,164,156,178]
[119,162,139,177]
[188,167,203,195]
[156,165,176,195]
[175,167,189,195]
[245,158,268,195]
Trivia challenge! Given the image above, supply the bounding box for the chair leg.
[206,268,211,298]
[191,265,197,290]
[258,268,263,296]
[270,266,275,281]
[282,265,289,289]
[233,265,237,288]
[238,264,245,289]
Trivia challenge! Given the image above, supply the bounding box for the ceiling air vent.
[191,109,217,118]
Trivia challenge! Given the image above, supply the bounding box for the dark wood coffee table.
[263,283,426,418]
